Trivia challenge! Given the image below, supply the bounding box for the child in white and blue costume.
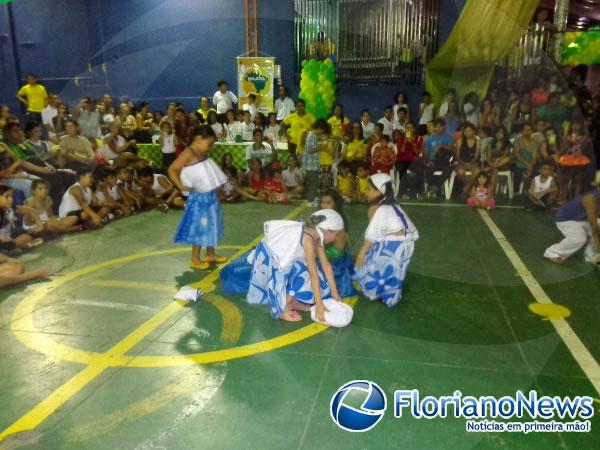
[169,125,228,270]
[247,209,345,322]
[355,173,419,307]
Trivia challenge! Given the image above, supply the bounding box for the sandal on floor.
[280,310,302,322]
[189,260,210,270]
[205,255,228,263]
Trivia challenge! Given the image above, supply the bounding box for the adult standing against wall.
[197,97,216,122]
[16,74,48,125]
[282,99,315,155]
[544,171,600,265]
[74,98,101,140]
[213,81,238,123]
[275,86,295,122]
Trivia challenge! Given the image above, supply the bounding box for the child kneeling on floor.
[355,173,419,307]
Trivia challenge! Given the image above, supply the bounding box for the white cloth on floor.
[311,299,353,327]
[174,286,203,303]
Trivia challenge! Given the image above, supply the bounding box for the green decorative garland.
[563,26,600,65]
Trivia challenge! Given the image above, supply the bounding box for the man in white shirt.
[378,106,394,137]
[360,109,375,138]
[213,80,238,122]
[245,128,274,168]
[275,85,295,121]
[393,107,408,133]
[41,94,58,129]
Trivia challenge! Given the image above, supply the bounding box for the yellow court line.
[1,205,307,440]
[478,210,600,396]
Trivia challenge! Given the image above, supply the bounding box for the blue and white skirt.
[247,242,331,319]
[173,190,223,247]
[328,250,356,298]
[355,239,414,307]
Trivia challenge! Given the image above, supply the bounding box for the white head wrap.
[310,209,344,244]
[370,173,393,194]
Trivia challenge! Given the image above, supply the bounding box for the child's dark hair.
[312,119,331,133]
[368,178,395,205]
[31,179,50,191]
[0,184,12,195]
[321,189,348,230]
[306,214,326,227]
[357,162,369,172]
[252,128,263,137]
[191,124,217,140]
[138,167,155,178]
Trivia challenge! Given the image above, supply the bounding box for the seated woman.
[1,142,33,199]
[57,120,96,171]
[454,123,481,195]
[3,121,76,210]
[355,174,419,307]
[486,126,513,194]
[513,122,541,194]
[247,209,345,322]
[100,121,141,167]
[320,190,356,298]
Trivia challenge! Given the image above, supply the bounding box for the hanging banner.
[236,57,275,114]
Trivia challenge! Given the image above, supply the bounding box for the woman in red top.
[370,134,396,175]
[395,122,424,198]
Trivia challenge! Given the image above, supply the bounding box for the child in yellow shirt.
[336,162,354,203]
[355,163,370,203]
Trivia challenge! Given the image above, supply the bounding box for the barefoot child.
[467,172,496,210]
[58,170,110,228]
[169,125,228,270]
[355,163,370,203]
[525,162,558,211]
[17,179,81,235]
[0,252,48,288]
[137,167,185,210]
[0,185,43,250]
[95,168,131,216]
[247,209,345,321]
[355,173,419,307]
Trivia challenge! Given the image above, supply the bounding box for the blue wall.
[0,0,466,120]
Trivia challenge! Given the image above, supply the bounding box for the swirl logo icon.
[330,380,387,432]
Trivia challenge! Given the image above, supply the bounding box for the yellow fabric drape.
[425,0,539,106]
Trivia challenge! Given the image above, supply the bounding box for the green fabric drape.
[425,0,539,106]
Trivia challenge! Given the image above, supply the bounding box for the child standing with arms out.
[169,125,228,270]
[159,121,176,173]
[355,173,419,307]
[18,179,81,235]
[467,173,496,210]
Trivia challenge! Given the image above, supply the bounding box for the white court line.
[402,201,522,209]
[478,209,600,396]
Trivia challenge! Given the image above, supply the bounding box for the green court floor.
[0,201,598,449]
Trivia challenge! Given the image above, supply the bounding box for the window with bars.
[294,0,440,85]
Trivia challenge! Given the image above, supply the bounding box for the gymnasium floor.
[0,200,598,449]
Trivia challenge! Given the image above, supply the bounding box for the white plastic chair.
[495,170,514,199]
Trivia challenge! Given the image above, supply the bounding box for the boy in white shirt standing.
[242,93,259,121]
[213,80,238,123]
